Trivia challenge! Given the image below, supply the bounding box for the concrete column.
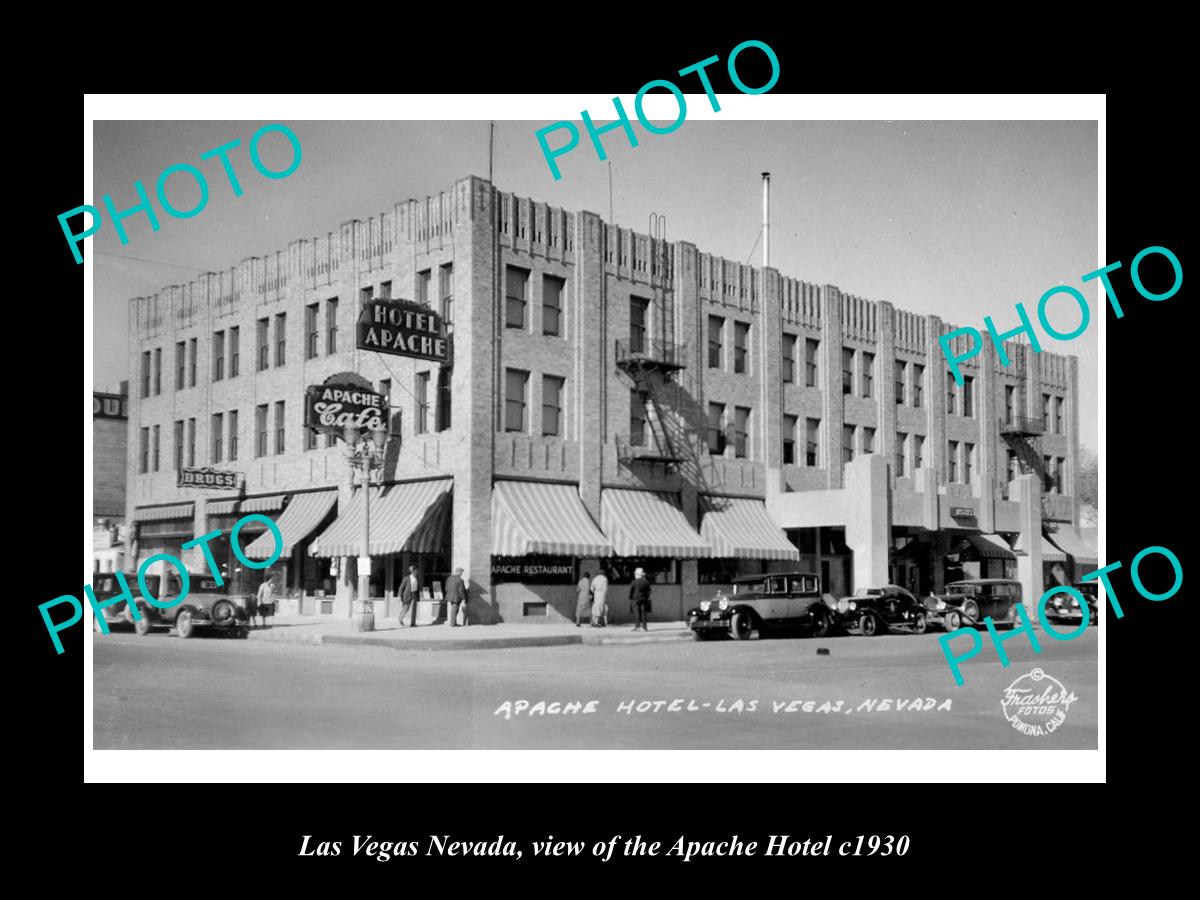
[1067,356,1080,528]
[576,210,606,521]
[188,498,207,573]
[820,285,844,488]
[1013,472,1043,625]
[926,315,946,485]
[979,324,1000,532]
[674,242,701,526]
[844,453,889,591]
[759,267,783,496]
[877,302,897,484]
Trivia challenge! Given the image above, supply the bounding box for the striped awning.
[207,494,287,516]
[244,490,337,560]
[965,533,1016,560]
[492,481,611,557]
[1041,534,1067,563]
[310,480,451,558]
[601,489,710,558]
[1048,525,1098,569]
[700,496,800,561]
[134,503,194,522]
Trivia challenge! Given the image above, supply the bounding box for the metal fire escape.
[999,415,1059,530]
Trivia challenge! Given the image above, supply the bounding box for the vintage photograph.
[90,117,1099,751]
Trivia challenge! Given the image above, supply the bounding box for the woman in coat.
[575,571,592,627]
[590,569,609,627]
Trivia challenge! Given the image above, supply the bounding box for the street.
[93,628,1098,750]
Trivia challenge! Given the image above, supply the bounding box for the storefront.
[204,495,286,594]
[242,489,339,614]
[1046,524,1099,582]
[132,502,194,572]
[945,532,1017,583]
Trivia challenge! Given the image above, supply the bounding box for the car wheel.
[176,609,195,639]
[730,610,754,641]
[133,610,153,636]
[859,613,881,637]
[963,600,980,622]
[811,607,832,638]
[944,610,962,631]
[912,613,928,635]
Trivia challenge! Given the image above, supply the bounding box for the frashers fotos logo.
[1001,668,1078,737]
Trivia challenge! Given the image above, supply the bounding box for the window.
[863,426,875,454]
[211,413,223,463]
[894,360,906,405]
[274,401,286,455]
[842,348,855,395]
[805,339,820,387]
[506,266,528,329]
[139,427,149,474]
[213,331,225,380]
[806,418,820,467]
[1008,449,1020,482]
[379,281,392,301]
[188,339,197,387]
[228,410,239,461]
[152,425,160,471]
[948,371,958,415]
[631,390,647,446]
[1058,456,1067,491]
[440,264,454,326]
[504,368,528,432]
[257,318,269,371]
[416,270,431,306]
[630,297,649,353]
[186,418,196,466]
[325,299,338,355]
[861,352,874,398]
[153,348,162,395]
[325,432,337,449]
[415,372,430,435]
[140,351,150,398]
[306,424,318,451]
[255,405,268,458]
[948,440,959,483]
[707,402,726,454]
[305,304,319,359]
[1043,393,1052,431]
[912,364,924,408]
[360,286,374,306]
[707,316,724,368]
[965,442,975,484]
[962,376,974,417]
[782,414,798,464]
[175,341,186,389]
[843,425,855,464]
[734,407,750,458]
[913,434,925,470]
[437,368,452,431]
[544,276,565,337]
[734,322,750,374]
[895,432,907,476]
[274,313,287,367]
[173,420,184,470]
[1043,455,1057,493]
[542,376,565,437]
[229,326,240,378]
[1005,385,1017,424]
[782,334,796,383]
[1055,397,1063,434]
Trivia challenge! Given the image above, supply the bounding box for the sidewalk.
[245,614,695,651]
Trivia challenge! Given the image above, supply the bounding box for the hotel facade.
[123,175,1092,624]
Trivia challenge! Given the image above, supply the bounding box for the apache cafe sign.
[305,373,386,437]
[357,298,450,363]
[178,467,239,490]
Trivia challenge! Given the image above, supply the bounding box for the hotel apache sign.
[357,298,450,363]
[179,467,239,490]
[305,372,386,437]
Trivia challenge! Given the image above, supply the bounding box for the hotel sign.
[179,467,239,490]
[357,298,450,363]
[305,372,386,437]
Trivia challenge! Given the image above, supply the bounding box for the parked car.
[126,572,252,639]
[90,572,149,632]
[687,572,832,641]
[1044,582,1099,627]
[834,585,927,636]
[924,578,1022,631]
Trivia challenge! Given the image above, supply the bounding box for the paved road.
[93,628,1097,749]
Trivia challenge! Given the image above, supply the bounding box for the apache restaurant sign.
[179,467,239,490]
[357,298,450,363]
[305,379,386,437]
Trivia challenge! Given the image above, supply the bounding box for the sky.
[91,119,1098,449]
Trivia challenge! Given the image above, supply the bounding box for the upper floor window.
[544,276,565,337]
[733,322,750,374]
[213,331,226,381]
[841,348,855,395]
[630,296,649,353]
[861,352,874,399]
[274,313,287,367]
[305,304,319,360]
[504,368,528,432]
[707,316,724,368]
[542,376,565,437]
[782,334,796,384]
[506,267,528,329]
[805,339,820,387]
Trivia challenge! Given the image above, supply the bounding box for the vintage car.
[1044,581,1099,627]
[687,572,833,641]
[834,585,927,636]
[924,578,1021,631]
[90,572,148,631]
[125,572,252,639]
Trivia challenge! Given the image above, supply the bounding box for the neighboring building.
[94,388,128,573]
[124,175,1085,623]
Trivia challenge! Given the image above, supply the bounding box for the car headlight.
[848,600,857,611]
[936,599,946,610]
[837,599,848,613]
[700,600,711,612]
[719,598,729,611]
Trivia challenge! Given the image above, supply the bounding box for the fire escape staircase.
[999,415,1059,529]
[615,339,688,471]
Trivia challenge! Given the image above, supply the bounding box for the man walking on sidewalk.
[445,567,467,627]
[398,564,420,627]
[629,567,652,632]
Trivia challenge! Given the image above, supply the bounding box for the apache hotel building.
[124,174,1092,624]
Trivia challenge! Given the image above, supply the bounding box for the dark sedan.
[1044,582,1099,627]
[126,573,252,639]
[834,585,928,636]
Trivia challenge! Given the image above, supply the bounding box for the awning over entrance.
[310,479,451,558]
[134,503,194,522]
[1040,534,1067,563]
[492,481,611,556]
[207,495,287,516]
[601,489,709,558]
[700,496,799,561]
[244,490,337,560]
[964,533,1016,560]
[1048,525,1098,569]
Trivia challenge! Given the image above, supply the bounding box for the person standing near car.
[629,567,652,632]
[590,568,609,627]
[575,570,592,627]
[255,576,275,629]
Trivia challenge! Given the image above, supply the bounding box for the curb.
[245,628,696,652]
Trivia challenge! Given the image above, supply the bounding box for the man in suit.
[445,567,468,627]
[398,564,420,627]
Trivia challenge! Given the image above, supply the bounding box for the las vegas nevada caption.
[88,115,1100,751]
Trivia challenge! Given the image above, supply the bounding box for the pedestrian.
[244,582,259,629]
[256,577,275,629]
[398,564,421,627]
[575,570,592,627]
[629,566,652,632]
[590,568,609,628]
[445,567,468,627]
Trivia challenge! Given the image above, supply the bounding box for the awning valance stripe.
[207,494,287,516]
[491,481,611,557]
[244,491,337,560]
[310,480,452,558]
[601,489,710,558]
[1048,525,1098,568]
[1041,534,1067,563]
[966,533,1016,560]
[700,497,799,561]
[134,503,194,522]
